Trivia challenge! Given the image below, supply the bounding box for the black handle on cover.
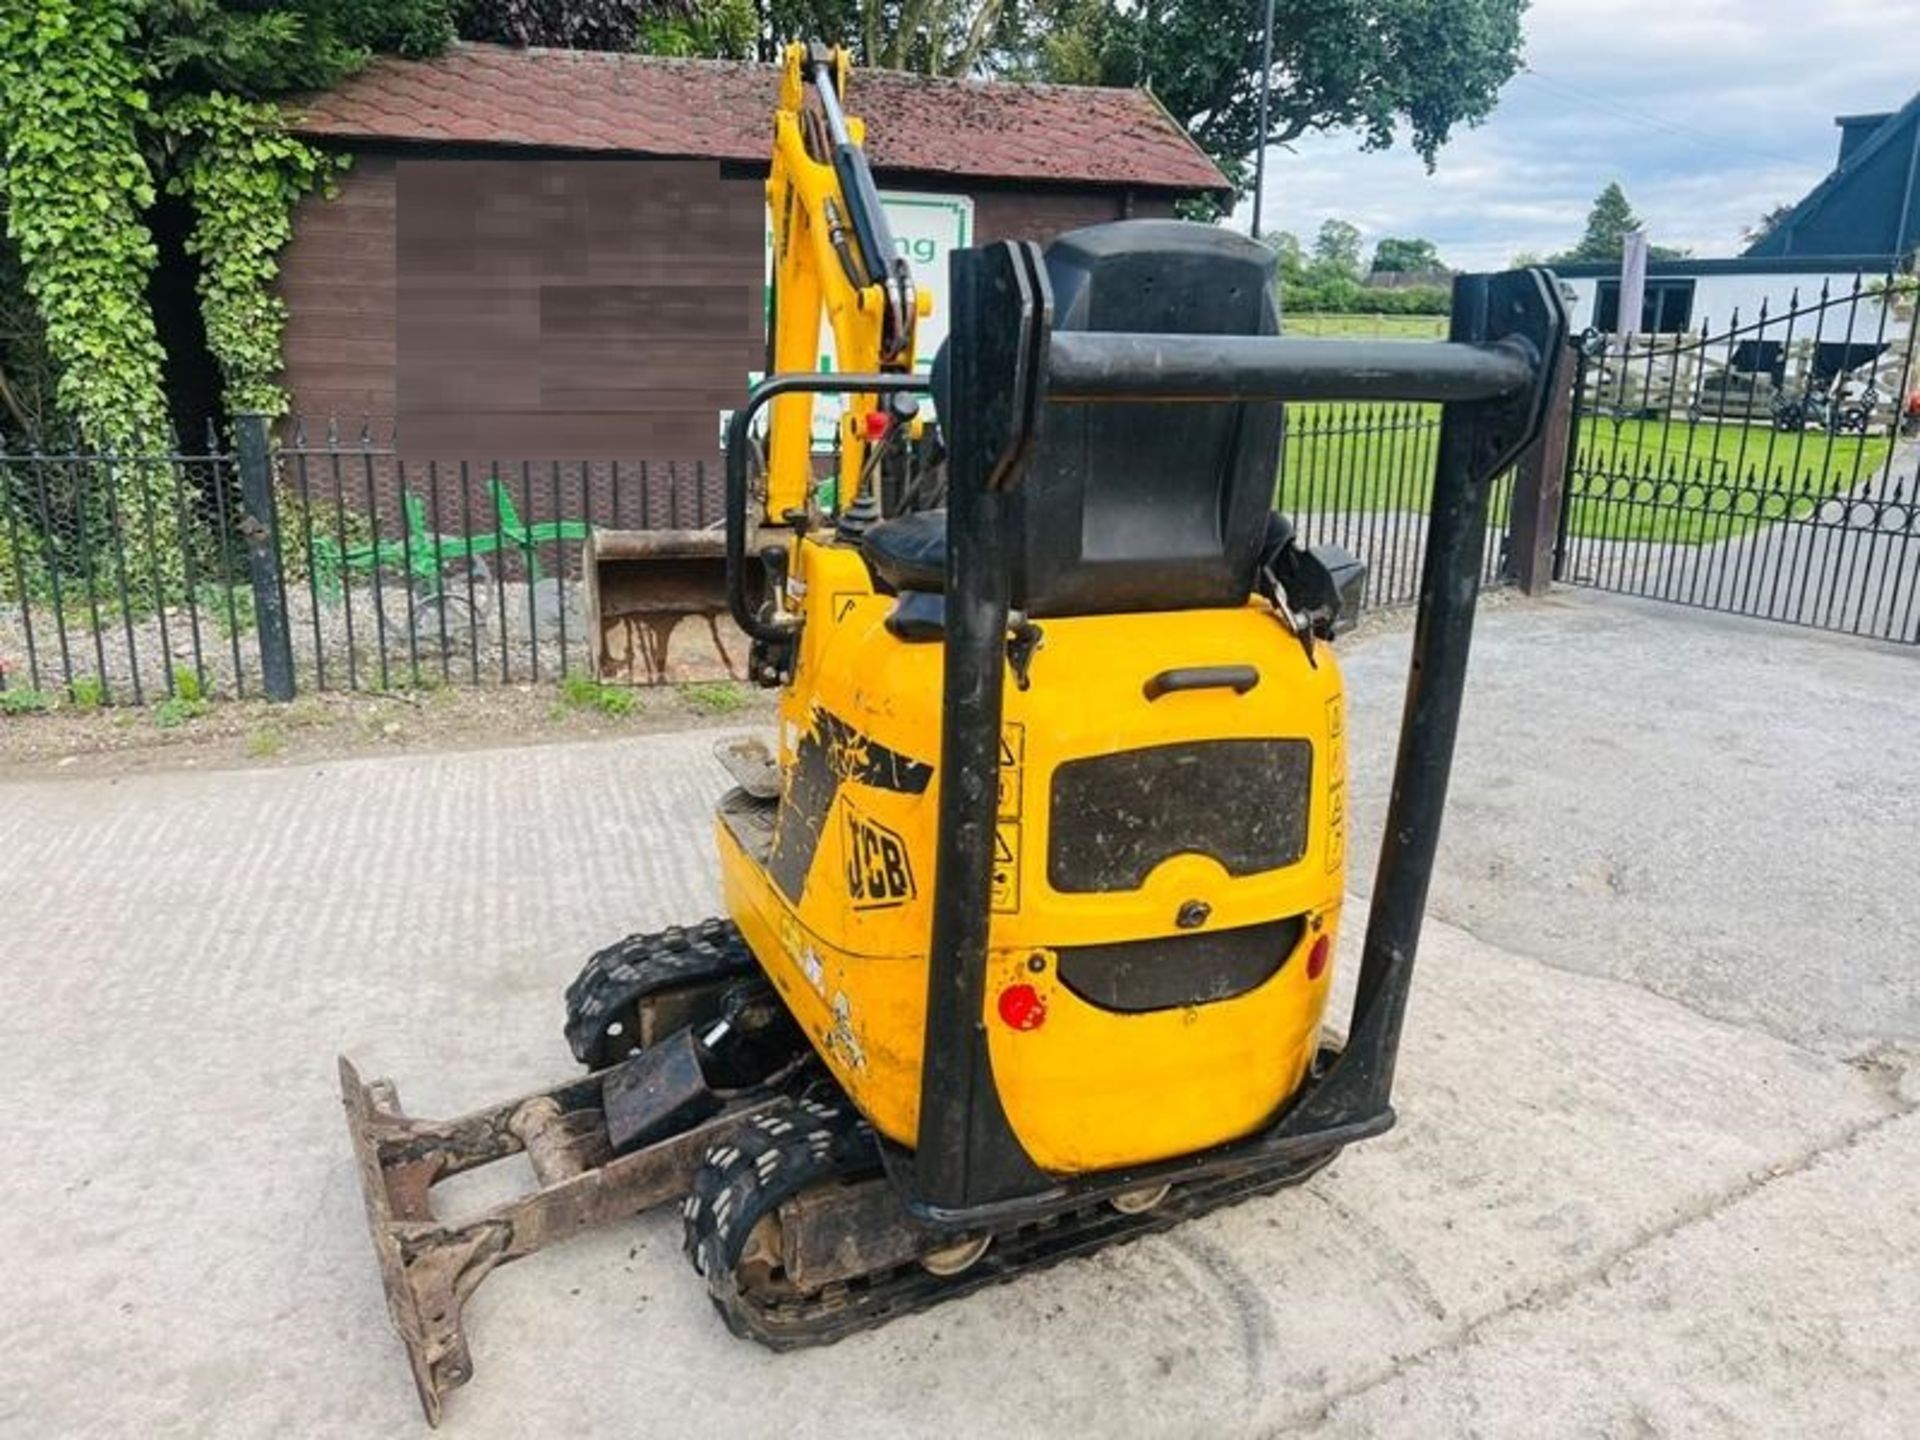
[1142,665,1260,701]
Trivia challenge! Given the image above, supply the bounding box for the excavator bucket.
[582,528,751,684]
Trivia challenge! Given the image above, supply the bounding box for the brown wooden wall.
[277,148,1184,469]
[967,183,1174,245]
[279,154,397,425]
[395,158,763,459]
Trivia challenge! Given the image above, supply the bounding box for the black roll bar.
[908,242,1569,1224]
[1046,332,1538,404]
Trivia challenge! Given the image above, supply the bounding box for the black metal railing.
[274,419,720,694]
[0,416,723,706]
[0,426,245,706]
[1559,272,1919,642]
[2,394,1539,709]
[1279,402,1514,610]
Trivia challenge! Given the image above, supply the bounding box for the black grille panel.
[1048,738,1311,893]
[1056,916,1307,1012]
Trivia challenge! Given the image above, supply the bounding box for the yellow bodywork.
[718,538,1347,1176]
[733,44,1341,1181]
[763,44,931,520]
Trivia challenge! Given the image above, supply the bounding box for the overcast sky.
[1227,0,1918,270]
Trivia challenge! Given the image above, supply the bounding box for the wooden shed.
[279,44,1230,469]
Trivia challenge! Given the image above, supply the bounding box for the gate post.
[235,413,296,701]
[1505,338,1577,595]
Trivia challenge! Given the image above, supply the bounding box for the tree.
[1743,202,1795,248]
[1022,0,1526,200]
[1553,181,1688,264]
[741,0,1024,74]
[463,0,703,52]
[1371,236,1444,273]
[1258,229,1304,278]
[140,1,457,99]
[1562,181,1637,262]
[1311,219,1364,279]
[639,0,758,58]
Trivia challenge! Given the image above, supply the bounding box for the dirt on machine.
[339,40,1568,1424]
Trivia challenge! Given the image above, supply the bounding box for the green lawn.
[1275,407,1894,545]
[1278,403,1445,516]
[1564,416,1892,544]
[1283,312,1448,339]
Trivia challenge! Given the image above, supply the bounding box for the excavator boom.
[584,44,925,682]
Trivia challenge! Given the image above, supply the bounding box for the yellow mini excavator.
[340,42,1567,1423]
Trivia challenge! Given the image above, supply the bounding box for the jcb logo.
[844,803,915,910]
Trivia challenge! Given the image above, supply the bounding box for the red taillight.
[997,983,1046,1031]
[862,409,891,441]
[1306,934,1330,981]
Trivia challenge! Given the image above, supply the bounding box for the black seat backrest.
[1011,220,1283,618]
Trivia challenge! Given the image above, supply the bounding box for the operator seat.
[861,220,1284,620]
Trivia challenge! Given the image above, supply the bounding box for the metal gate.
[1558,273,1919,643]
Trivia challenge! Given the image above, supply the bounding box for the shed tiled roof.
[288,43,1228,196]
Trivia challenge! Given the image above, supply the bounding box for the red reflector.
[862,409,890,441]
[997,983,1046,1031]
[1306,934,1331,981]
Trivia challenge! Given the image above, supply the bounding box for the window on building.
[1594,278,1697,334]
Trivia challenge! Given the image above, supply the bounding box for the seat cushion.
[861,508,947,592]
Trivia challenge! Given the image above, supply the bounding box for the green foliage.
[69,675,105,710]
[1263,216,1446,315]
[744,0,1021,74]
[0,685,53,715]
[247,724,285,756]
[1284,279,1448,316]
[0,2,171,452]
[0,2,447,458]
[1742,202,1795,249]
[171,664,204,702]
[559,673,636,716]
[637,0,757,58]
[1311,219,1364,279]
[1020,0,1526,197]
[1258,230,1303,272]
[1371,236,1445,274]
[1554,182,1689,264]
[153,691,208,726]
[161,93,343,419]
[459,0,689,49]
[276,484,373,586]
[197,579,258,636]
[678,679,746,714]
[142,1,456,98]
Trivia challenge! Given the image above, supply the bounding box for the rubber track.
[682,1099,1338,1350]
[563,917,758,1069]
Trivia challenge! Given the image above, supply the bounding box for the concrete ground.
[2,591,1916,1439]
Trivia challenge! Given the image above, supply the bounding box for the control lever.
[759,545,793,623]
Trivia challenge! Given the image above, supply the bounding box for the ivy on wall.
[0,3,345,605]
[162,93,343,420]
[0,1,171,449]
[0,3,351,447]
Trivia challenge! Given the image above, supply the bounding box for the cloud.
[1231,0,1918,269]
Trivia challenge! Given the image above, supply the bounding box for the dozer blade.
[339,1055,785,1425]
